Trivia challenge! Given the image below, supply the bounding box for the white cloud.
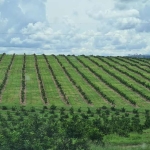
[0,0,150,55]
[0,17,7,27]
[0,0,4,5]
[115,17,141,30]
[10,37,22,45]
[87,9,139,20]
[21,22,48,34]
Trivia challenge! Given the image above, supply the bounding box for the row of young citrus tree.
[0,53,5,95]
[34,54,48,104]
[0,54,15,96]
[21,53,26,103]
[0,105,150,150]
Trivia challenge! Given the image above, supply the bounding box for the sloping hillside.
[0,53,150,111]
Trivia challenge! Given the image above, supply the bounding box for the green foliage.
[111,106,116,111]
[121,107,126,112]
[11,106,17,111]
[69,107,74,114]
[50,105,57,111]
[87,107,92,114]
[0,106,149,149]
[78,107,82,113]
[133,109,138,114]
[30,106,36,112]
[20,106,25,111]
[43,106,48,110]
[96,108,101,114]
[1,106,7,110]
[102,106,107,110]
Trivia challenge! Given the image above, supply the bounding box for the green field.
[1,53,150,149]
[0,54,150,111]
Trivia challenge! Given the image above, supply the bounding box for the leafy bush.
[1,106,7,110]
[50,105,57,111]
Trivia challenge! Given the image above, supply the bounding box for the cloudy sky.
[0,0,150,55]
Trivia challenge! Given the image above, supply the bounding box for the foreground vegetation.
[0,105,150,150]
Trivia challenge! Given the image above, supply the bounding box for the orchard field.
[1,53,150,149]
[0,53,150,111]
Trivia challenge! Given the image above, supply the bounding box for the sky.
[0,0,150,56]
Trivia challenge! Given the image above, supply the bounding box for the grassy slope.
[0,54,150,111]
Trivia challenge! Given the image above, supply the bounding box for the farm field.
[0,54,150,111]
[0,53,150,111]
[1,53,150,149]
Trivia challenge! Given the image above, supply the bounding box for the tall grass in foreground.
[91,143,149,150]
